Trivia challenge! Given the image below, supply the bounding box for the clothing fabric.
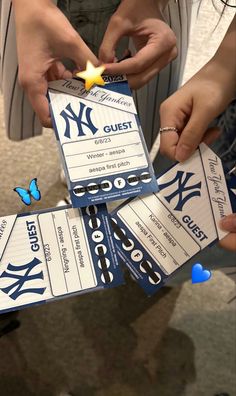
[0,0,194,147]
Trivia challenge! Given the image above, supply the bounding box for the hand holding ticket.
[0,205,123,313]
[48,76,158,208]
[111,143,236,295]
[0,143,235,311]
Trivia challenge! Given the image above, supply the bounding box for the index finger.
[26,78,52,128]
[105,39,170,76]
[30,92,52,128]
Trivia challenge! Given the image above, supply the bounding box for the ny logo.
[158,171,201,211]
[60,102,98,138]
[0,257,46,300]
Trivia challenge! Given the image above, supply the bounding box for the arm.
[159,16,236,251]
[12,0,98,127]
[160,15,236,161]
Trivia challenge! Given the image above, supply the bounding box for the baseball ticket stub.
[111,144,236,295]
[48,76,158,208]
[0,204,123,313]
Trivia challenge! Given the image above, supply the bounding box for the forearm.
[212,15,236,91]
[188,16,236,106]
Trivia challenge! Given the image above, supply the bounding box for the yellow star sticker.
[76,61,105,91]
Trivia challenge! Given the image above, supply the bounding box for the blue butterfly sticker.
[14,178,41,206]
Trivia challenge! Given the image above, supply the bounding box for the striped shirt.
[0,0,195,146]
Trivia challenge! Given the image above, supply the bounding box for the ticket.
[0,204,123,313]
[111,144,236,295]
[48,76,158,208]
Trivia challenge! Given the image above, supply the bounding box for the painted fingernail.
[175,144,192,162]
[220,215,236,232]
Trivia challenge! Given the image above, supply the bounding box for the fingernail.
[220,215,236,232]
[175,144,192,162]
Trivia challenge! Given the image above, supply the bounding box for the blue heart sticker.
[191,263,212,284]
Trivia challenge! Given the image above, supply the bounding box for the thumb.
[99,16,125,63]
[202,127,221,146]
[175,102,216,162]
[220,214,236,233]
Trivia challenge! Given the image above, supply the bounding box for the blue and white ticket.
[111,144,235,295]
[48,76,158,208]
[0,204,123,313]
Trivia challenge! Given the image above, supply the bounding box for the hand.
[13,0,98,127]
[159,62,228,161]
[99,0,177,89]
[159,16,236,162]
[219,214,236,251]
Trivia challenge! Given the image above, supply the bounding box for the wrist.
[212,16,236,91]
[198,57,235,103]
[210,55,236,95]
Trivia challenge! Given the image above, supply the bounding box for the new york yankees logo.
[0,258,46,300]
[60,102,98,138]
[158,171,202,211]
